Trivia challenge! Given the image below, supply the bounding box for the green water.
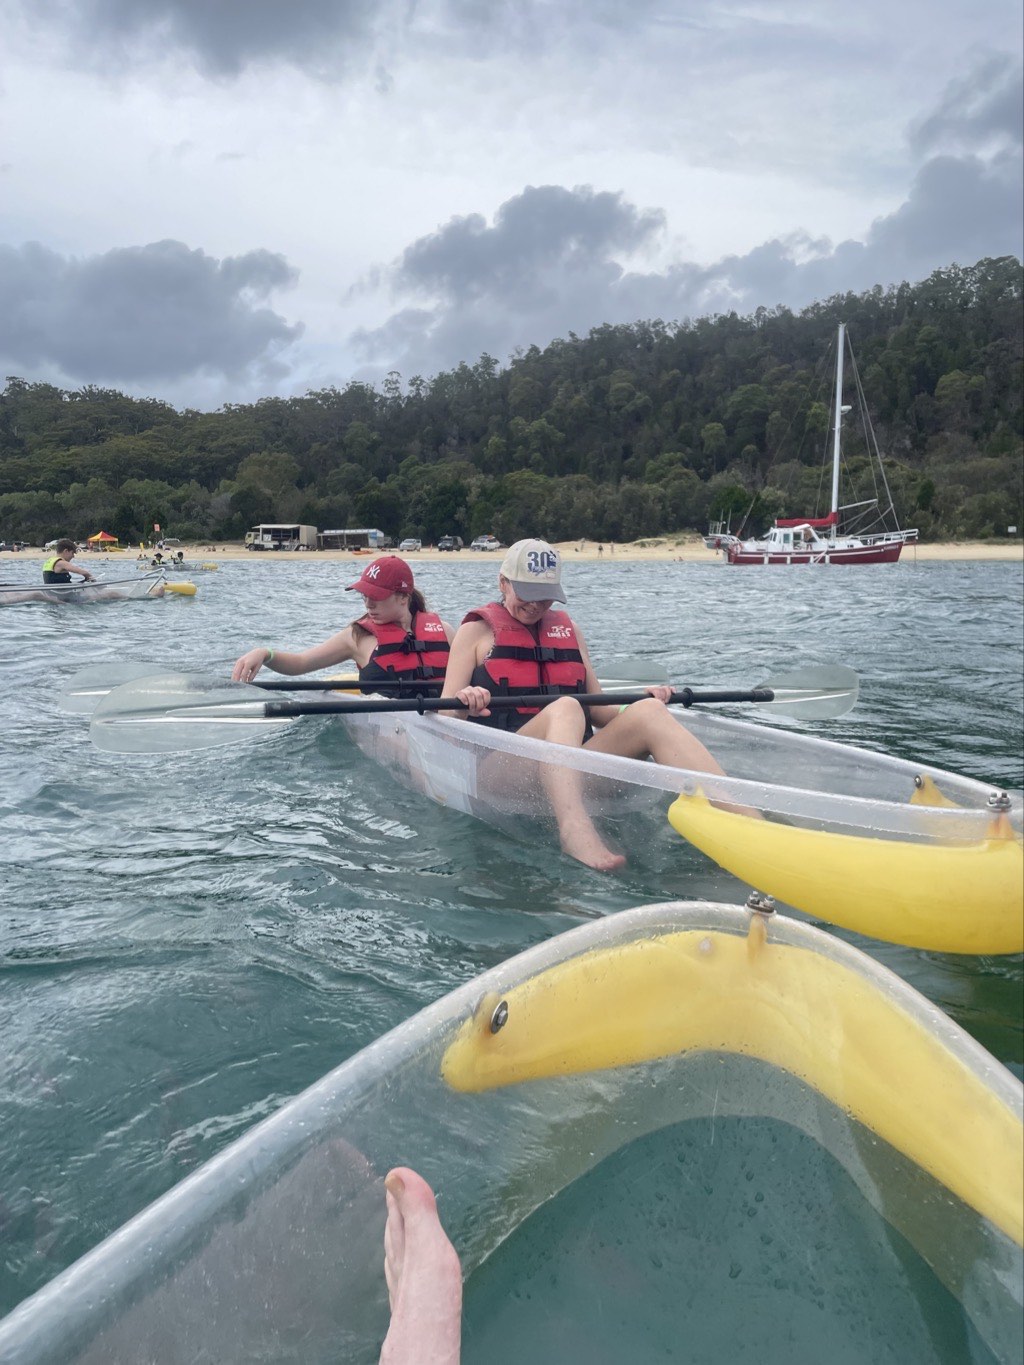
[1,557,1021,1355]
[463,1117,997,1365]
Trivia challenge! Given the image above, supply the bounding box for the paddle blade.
[90,675,293,753]
[60,663,166,714]
[63,658,673,716]
[759,664,859,720]
[596,658,671,690]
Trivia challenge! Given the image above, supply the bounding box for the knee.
[628,697,666,722]
[544,695,587,731]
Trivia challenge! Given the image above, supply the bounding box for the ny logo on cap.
[366,564,380,579]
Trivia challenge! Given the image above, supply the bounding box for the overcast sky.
[1,0,1021,410]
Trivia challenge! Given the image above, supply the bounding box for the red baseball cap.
[345,555,415,601]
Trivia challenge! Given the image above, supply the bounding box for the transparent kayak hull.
[0,573,166,606]
[0,902,1019,1364]
[338,707,1024,953]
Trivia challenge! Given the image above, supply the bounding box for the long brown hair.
[351,587,428,633]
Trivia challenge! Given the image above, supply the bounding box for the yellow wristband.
[265,648,275,663]
[619,703,629,713]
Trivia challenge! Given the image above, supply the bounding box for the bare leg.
[587,699,759,816]
[518,697,626,870]
[585,697,725,772]
[379,1168,462,1365]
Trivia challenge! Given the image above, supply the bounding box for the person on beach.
[42,539,95,584]
[379,1167,462,1365]
[441,538,727,871]
[231,555,455,690]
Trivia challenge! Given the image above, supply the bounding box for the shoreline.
[25,536,1022,565]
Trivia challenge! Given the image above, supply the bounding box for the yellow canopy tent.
[87,531,120,550]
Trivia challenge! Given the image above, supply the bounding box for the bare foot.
[558,816,627,871]
[379,1167,462,1365]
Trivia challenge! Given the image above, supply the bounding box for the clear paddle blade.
[59,663,167,713]
[760,664,859,719]
[90,675,295,753]
[61,659,675,715]
[596,659,671,690]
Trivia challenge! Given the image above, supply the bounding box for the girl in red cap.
[231,556,455,690]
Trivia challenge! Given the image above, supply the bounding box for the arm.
[577,628,673,729]
[231,626,361,683]
[62,557,95,582]
[440,620,493,718]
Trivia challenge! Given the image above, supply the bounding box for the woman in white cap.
[231,555,455,689]
[442,539,726,871]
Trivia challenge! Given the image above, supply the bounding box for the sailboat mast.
[830,323,845,527]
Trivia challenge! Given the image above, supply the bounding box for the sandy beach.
[7,536,1020,570]
[55,535,1023,566]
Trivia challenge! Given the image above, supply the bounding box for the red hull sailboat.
[721,324,918,566]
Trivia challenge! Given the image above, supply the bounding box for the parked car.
[398,538,422,552]
[470,535,502,551]
[437,536,463,552]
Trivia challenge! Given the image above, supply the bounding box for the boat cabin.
[764,524,827,550]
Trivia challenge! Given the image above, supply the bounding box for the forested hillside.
[1,256,1021,545]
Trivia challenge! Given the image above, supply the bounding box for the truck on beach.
[316,528,393,551]
[244,524,318,551]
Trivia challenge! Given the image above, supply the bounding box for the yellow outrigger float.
[668,785,1022,954]
[0,902,1018,1364]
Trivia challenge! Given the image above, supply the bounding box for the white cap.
[499,539,566,602]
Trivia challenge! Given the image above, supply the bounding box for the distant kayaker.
[442,538,726,871]
[231,555,456,690]
[42,539,95,584]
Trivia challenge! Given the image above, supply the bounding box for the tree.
[700,422,727,473]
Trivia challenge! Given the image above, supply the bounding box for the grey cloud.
[351,183,662,370]
[0,239,302,384]
[27,0,379,77]
[911,55,1023,156]
[18,0,669,78]
[394,185,663,305]
[353,121,1023,380]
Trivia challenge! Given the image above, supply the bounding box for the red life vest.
[357,612,450,690]
[464,601,587,731]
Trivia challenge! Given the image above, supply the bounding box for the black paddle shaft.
[260,687,775,718]
[254,677,441,692]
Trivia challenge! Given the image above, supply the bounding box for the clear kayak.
[136,561,218,572]
[0,572,168,606]
[0,901,1018,1365]
[337,705,1024,954]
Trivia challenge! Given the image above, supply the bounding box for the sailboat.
[721,324,918,566]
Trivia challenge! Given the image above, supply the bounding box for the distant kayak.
[137,561,218,572]
[0,900,1018,1365]
[0,572,167,606]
